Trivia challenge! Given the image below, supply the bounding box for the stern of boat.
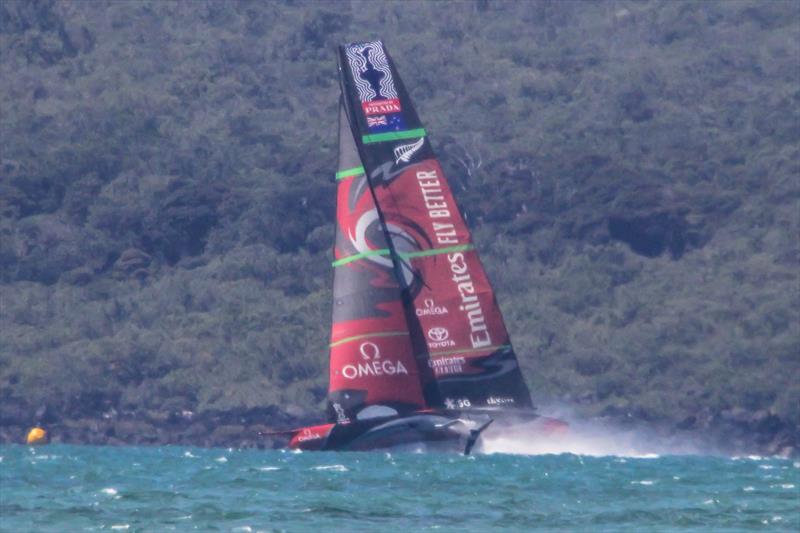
[286,423,336,451]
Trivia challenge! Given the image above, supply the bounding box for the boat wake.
[479,406,708,458]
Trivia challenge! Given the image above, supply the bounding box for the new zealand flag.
[367,112,404,132]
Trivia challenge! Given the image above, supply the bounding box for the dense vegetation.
[1,0,797,453]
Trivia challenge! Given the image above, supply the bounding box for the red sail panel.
[336,40,534,410]
[327,104,426,424]
[371,159,534,409]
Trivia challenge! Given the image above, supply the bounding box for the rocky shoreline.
[1,407,795,458]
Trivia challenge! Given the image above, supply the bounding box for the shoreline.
[1,409,795,458]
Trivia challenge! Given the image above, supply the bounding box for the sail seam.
[362,128,427,144]
[335,166,365,181]
[427,344,512,358]
[330,331,409,348]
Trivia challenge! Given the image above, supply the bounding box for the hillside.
[1,0,798,454]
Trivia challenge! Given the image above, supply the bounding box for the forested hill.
[1,1,798,454]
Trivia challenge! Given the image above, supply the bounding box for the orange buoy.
[26,427,47,445]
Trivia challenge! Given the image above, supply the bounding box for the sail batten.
[362,128,427,144]
[336,40,534,411]
[335,166,365,180]
[331,248,392,267]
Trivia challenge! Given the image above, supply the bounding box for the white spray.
[478,405,711,457]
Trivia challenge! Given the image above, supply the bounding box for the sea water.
[1,445,797,532]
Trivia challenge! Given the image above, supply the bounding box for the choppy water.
[1,445,797,532]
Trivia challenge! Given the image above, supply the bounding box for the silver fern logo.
[393,137,424,164]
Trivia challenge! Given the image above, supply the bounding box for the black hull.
[287,411,493,454]
[325,413,470,452]
[284,409,568,454]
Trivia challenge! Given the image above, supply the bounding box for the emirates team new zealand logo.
[345,41,406,133]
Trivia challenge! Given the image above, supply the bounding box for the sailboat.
[282,40,566,453]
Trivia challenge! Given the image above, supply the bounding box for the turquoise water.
[1,445,797,532]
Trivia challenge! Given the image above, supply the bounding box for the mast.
[337,40,534,411]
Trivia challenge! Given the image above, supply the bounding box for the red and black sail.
[334,40,534,412]
[328,102,427,424]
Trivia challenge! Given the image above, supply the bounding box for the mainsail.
[328,102,427,424]
[331,40,533,418]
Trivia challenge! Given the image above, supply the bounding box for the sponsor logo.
[345,42,405,132]
[360,341,379,360]
[393,137,424,164]
[416,298,448,317]
[444,397,471,410]
[486,396,515,406]
[367,115,388,127]
[428,355,465,376]
[428,327,449,342]
[411,166,492,349]
[297,428,322,442]
[427,326,456,349]
[345,42,399,103]
[415,169,459,245]
[341,341,409,380]
[333,402,350,424]
[448,252,492,349]
[363,98,401,116]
